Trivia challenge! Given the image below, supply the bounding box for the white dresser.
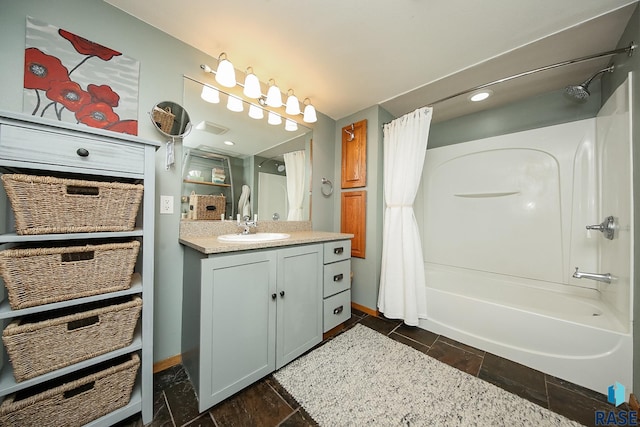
[0,111,158,425]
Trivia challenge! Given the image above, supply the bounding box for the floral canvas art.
[23,17,140,135]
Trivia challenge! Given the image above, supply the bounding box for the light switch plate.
[160,195,174,214]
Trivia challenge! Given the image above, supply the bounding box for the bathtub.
[420,263,632,396]
[417,76,633,397]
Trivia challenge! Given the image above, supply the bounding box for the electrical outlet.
[160,195,174,214]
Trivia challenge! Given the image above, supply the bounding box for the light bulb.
[215,53,236,88]
[243,68,262,99]
[248,104,264,119]
[285,90,301,115]
[285,119,298,132]
[227,94,243,112]
[268,111,282,125]
[200,85,220,103]
[303,100,317,123]
[266,80,282,107]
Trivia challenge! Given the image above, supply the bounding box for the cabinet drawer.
[323,260,350,298]
[0,124,144,175]
[323,240,351,264]
[323,290,351,333]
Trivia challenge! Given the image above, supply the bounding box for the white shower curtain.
[377,107,432,326]
[283,150,306,220]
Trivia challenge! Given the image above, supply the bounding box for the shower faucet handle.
[586,216,616,240]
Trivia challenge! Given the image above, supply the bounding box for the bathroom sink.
[217,232,290,243]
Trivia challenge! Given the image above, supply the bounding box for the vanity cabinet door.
[199,251,277,411]
[275,244,323,369]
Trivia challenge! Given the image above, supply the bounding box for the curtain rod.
[419,41,636,108]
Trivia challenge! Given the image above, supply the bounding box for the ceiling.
[105,0,638,123]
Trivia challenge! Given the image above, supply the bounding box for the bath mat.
[274,324,582,426]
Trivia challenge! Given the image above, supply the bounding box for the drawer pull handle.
[333,305,344,315]
[61,251,95,263]
[64,381,95,399]
[66,185,99,196]
[76,148,89,157]
[334,247,344,255]
[271,293,277,300]
[280,291,285,297]
[206,205,217,211]
[333,273,344,282]
[67,315,99,331]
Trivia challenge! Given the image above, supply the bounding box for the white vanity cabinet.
[0,112,157,425]
[182,243,323,412]
[322,240,352,332]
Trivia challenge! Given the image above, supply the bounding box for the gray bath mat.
[274,324,582,426]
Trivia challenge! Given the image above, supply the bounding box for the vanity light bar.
[200,58,318,124]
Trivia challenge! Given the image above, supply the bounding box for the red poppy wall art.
[23,17,140,135]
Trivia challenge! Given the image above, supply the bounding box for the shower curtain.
[377,107,432,326]
[283,150,306,220]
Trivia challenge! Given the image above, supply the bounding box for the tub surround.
[179,219,353,254]
[418,76,633,398]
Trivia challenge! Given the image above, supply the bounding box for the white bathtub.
[420,263,632,396]
[417,76,633,397]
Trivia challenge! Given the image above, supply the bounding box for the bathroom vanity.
[180,229,352,411]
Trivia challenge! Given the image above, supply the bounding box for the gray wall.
[428,86,601,147]
[601,2,640,397]
[334,106,393,310]
[0,0,337,363]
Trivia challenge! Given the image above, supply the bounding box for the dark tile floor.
[118,309,627,427]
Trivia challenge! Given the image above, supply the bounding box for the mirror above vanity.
[182,76,312,221]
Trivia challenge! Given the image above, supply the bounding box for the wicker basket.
[189,194,226,220]
[3,296,142,382]
[0,240,140,310]
[152,105,175,134]
[0,353,139,427]
[1,174,143,235]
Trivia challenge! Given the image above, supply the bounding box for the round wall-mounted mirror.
[151,101,192,138]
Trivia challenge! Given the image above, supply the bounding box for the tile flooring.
[118,309,627,427]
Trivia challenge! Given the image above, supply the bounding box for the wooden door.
[341,190,366,258]
[341,119,367,188]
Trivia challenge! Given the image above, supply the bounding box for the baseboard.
[323,323,345,341]
[351,301,379,317]
[153,354,182,373]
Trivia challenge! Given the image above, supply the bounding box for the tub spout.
[573,267,612,284]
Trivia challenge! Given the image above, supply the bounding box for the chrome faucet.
[572,267,612,284]
[238,217,258,235]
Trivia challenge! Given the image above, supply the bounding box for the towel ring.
[321,177,334,197]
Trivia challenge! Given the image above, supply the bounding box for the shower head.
[564,65,615,102]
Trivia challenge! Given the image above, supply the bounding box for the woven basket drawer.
[0,353,139,427]
[189,194,226,220]
[0,240,140,310]
[1,174,143,235]
[3,296,142,382]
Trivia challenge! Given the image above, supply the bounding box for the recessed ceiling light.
[223,140,235,146]
[469,90,493,102]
